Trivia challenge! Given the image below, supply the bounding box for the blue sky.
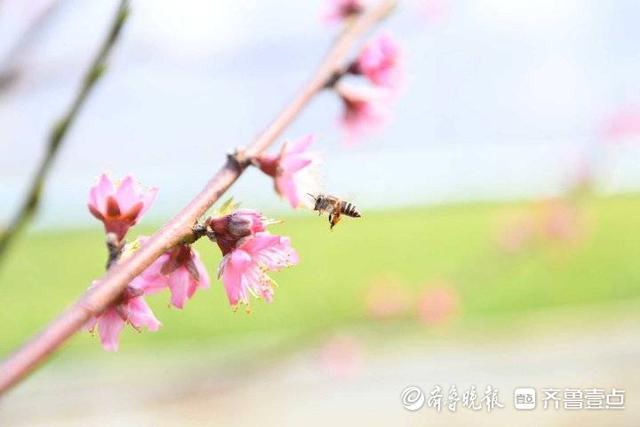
[1,0,640,227]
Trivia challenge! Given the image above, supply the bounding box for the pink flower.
[324,0,365,23]
[318,334,363,379]
[88,174,157,241]
[85,281,161,352]
[337,83,392,145]
[354,33,404,90]
[364,275,411,320]
[217,232,298,308]
[537,199,585,243]
[254,134,322,208]
[601,105,640,142]
[417,283,460,326]
[137,244,210,309]
[208,209,274,255]
[497,215,536,253]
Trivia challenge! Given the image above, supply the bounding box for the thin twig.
[0,0,130,263]
[0,0,397,394]
[0,0,63,93]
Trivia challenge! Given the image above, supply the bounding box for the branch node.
[227,148,250,169]
[105,232,124,269]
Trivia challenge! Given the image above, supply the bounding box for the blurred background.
[1,0,640,425]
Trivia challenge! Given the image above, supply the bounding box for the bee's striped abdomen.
[340,200,361,218]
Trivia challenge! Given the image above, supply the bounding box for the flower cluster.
[337,33,404,145]
[353,33,404,90]
[86,174,297,351]
[207,209,299,308]
[83,2,405,352]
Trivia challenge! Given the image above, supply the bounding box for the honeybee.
[308,193,361,229]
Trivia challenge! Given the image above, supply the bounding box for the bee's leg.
[330,213,341,230]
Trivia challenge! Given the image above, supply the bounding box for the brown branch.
[0,0,130,264]
[0,0,396,394]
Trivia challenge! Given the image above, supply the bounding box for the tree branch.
[0,0,397,394]
[0,0,130,264]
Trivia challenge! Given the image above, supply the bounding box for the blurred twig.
[0,0,397,394]
[0,0,130,263]
[0,0,63,93]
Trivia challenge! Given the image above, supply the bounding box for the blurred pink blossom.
[337,83,391,145]
[421,0,450,25]
[497,215,536,253]
[355,33,404,90]
[601,105,640,142]
[417,283,460,326]
[365,275,411,320]
[85,281,160,352]
[139,244,210,309]
[217,232,298,308]
[324,0,365,24]
[319,334,363,379]
[497,199,588,253]
[537,200,583,243]
[88,174,157,241]
[254,134,322,208]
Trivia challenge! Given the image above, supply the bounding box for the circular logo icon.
[401,386,425,411]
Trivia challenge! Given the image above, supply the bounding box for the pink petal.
[141,253,170,280]
[357,33,404,90]
[221,250,252,305]
[97,309,126,352]
[132,273,167,295]
[230,248,252,270]
[115,175,139,213]
[275,174,300,208]
[240,233,281,253]
[126,297,161,331]
[167,268,191,309]
[243,233,299,270]
[287,134,315,155]
[138,186,158,218]
[89,173,114,213]
[280,156,313,174]
[193,250,210,289]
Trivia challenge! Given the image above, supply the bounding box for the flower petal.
[114,175,139,213]
[221,249,252,306]
[287,134,315,155]
[126,297,161,331]
[167,268,192,309]
[97,308,126,352]
[275,174,300,208]
[193,250,210,289]
[89,173,114,213]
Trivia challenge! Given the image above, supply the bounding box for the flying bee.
[308,193,361,229]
